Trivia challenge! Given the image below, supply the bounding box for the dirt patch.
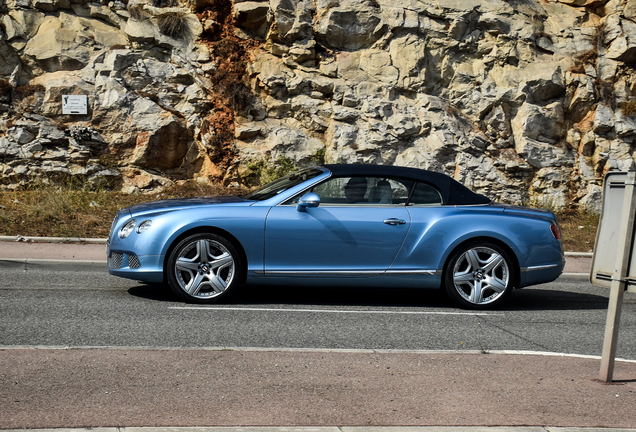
[196,2,262,179]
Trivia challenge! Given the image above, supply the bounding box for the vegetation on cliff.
[0,182,598,252]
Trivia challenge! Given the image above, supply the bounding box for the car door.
[264,176,412,276]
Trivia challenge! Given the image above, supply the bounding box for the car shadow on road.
[127,282,612,311]
[505,287,609,311]
[128,283,452,308]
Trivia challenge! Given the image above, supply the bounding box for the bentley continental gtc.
[107,164,565,309]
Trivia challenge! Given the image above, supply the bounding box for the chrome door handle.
[384,218,406,225]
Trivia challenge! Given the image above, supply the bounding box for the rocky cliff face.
[1,0,635,212]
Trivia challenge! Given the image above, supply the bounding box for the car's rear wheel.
[167,233,241,303]
[444,242,515,309]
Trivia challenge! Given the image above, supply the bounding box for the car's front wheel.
[444,242,515,309]
[167,233,242,303]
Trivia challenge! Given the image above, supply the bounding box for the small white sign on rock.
[62,95,88,115]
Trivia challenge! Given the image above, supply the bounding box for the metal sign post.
[591,171,636,382]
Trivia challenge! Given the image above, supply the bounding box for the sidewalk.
[2,238,635,431]
[1,347,635,430]
[0,237,106,271]
[3,428,636,432]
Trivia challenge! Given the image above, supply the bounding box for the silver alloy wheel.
[452,246,509,306]
[173,238,235,299]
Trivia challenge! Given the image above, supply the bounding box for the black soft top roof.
[323,164,491,205]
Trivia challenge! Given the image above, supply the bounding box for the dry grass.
[0,79,12,94]
[556,209,599,253]
[0,181,247,238]
[620,101,636,117]
[0,183,598,251]
[157,11,187,37]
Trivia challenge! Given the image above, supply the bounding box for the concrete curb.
[0,258,107,272]
[1,426,635,432]
[0,235,107,244]
[558,272,590,280]
[565,251,594,257]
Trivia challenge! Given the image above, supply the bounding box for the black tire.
[444,241,516,309]
[166,233,242,303]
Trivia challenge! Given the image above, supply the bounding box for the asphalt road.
[1,269,635,359]
[2,268,636,430]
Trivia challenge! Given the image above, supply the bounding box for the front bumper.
[107,248,164,283]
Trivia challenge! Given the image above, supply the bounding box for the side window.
[313,177,367,204]
[285,177,413,206]
[409,182,443,205]
[387,180,411,204]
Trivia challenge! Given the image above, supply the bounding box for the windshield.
[243,168,323,201]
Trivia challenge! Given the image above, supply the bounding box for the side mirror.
[297,192,320,212]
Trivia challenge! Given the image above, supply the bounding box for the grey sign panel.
[590,171,636,293]
[62,95,88,115]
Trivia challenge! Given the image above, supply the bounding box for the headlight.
[136,220,152,234]
[119,219,137,239]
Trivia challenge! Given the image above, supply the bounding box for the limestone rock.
[593,104,615,134]
[129,120,189,171]
[23,12,128,74]
[32,0,70,12]
[2,0,636,213]
[234,1,270,40]
[268,0,313,43]
[30,71,95,116]
[2,9,45,41]
[314,0,386,50]
[604,13,636,63]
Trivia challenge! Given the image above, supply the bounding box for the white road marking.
[1,345,635,363]
[168,306,499,316]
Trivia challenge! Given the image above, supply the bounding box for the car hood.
[125,195,252,216]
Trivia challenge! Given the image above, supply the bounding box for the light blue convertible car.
[107,164,565,309]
